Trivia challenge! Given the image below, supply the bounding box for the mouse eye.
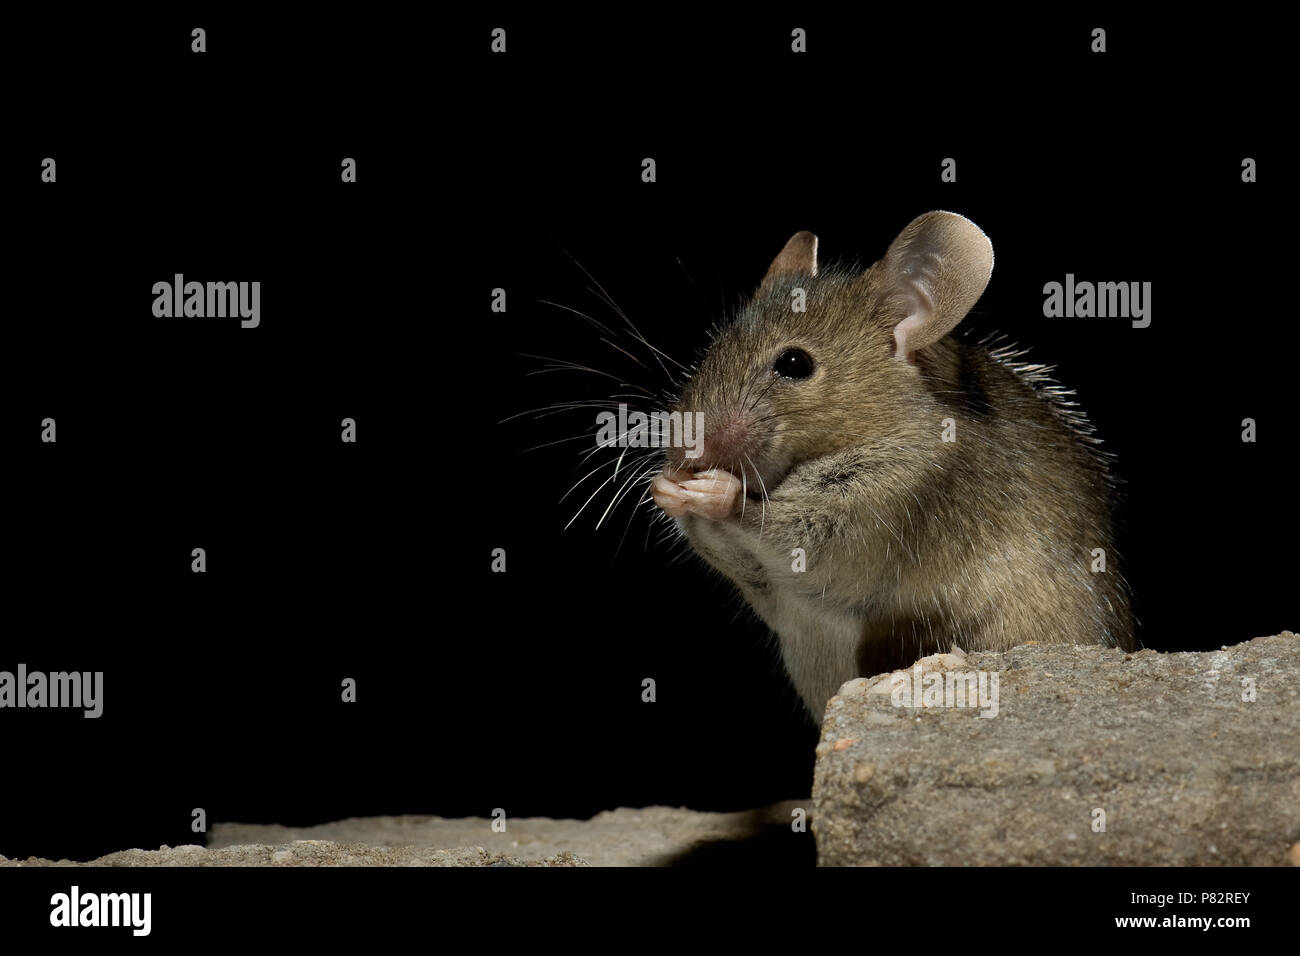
[773,347,815,380]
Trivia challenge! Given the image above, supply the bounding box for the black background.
[4,10,1292,867]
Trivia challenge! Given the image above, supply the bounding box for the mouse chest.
[683,518,866,700]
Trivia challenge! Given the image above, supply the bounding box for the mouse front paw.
[651,467,743,521]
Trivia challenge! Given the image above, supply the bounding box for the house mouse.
[651,211,1135,719]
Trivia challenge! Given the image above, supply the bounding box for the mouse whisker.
[598,337,656,374]
[564,249,687,382]
[518,353,656,395]
[499,396,658,426]
[561,447,659,504]
[563,451,662,530]
[535,297,625,342]
[598,456,659,531]
[611,461,666,553]
[747,374,780,413]
[744,453,769,536]
[518,431,621,455]
[739,460,748,522]
[536,293,688,401]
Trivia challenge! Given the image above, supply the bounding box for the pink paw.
[651,467,743,521]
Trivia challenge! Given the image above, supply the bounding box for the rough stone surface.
[0,842,588,867]
[208,801,811,867]
[1,801,811,867]
[813,633,1300,866]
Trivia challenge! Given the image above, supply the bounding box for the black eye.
[773,347,815,380]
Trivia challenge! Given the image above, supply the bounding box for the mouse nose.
[670,408,752,472]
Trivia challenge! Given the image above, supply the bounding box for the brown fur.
[663,218,1135,716]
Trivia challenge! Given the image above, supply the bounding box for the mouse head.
[668,211,993,494]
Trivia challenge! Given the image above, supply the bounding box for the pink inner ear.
[893,314,925,362]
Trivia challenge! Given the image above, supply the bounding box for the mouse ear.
[760,231,819,286]
[880,211,993,362]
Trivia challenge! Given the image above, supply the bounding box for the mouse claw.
[651,473,692,518]
[652,468,743,521]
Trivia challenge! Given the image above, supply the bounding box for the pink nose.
[693,411,751,469]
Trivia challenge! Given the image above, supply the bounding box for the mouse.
[651,210,1136,719]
